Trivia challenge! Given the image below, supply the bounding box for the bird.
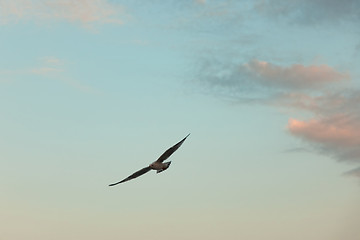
[109,134,190,186]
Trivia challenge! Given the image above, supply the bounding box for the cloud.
[255,0,360,25]
[43,56,64,65]
[283,91,360,179]
[274,90,360,116]
[244,60,349,89]
[196,56,360,178]
[344,167,360,178]
[355,43,360,58]
[288,116,360,152]
[162,0,245,34]
[288,115,360,177]
[197,59,348,100]
[0,0,125,26]
[286,90,360,177]
[31,57,64,76]
[31,57,100,93]
[0,56,100,94]
[31,67,62,75]
[282,89,360,178]
[285,89,360,173]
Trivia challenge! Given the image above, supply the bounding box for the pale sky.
[1,1,360,240]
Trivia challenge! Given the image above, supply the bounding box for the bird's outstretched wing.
[156,133,190,163]
[109,166,151,186]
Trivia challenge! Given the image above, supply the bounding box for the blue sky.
[1,0,360,239]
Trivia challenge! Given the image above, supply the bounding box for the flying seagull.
[109,134,190,186]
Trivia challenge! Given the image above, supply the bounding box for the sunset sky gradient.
[1,1,360,239]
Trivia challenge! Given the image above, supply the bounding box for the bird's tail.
[165,161,171,168]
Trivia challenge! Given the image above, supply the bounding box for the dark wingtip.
[181,133,190,142]
[109,181,122,187]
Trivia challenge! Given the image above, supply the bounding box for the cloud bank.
[198,58,360,178]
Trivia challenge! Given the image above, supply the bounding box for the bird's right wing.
[109,166,151,186]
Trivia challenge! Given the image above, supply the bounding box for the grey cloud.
[255,0,360,25]
[355,43,360,58]
[196,58,348,101]
[344,167,360,178]
[275,90,360,117]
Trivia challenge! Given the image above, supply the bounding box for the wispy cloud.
[30,56,64,76]
[0,56,100,94]
[33,57,100,94]
[197,59,348,99]
[0,0,126,26]
[31,67,62,75]
[244,60,349,89]
[43,56,63,65]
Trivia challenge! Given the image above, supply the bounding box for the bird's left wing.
[109,166,151,186]
[156,134,190,163]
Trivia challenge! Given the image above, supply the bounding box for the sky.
[1,0,360,239]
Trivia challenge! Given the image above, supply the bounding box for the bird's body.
[150,161,171,173]
[149,161,167,170]
[109,134,190,186]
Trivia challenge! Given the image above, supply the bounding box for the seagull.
[109,134,190,186]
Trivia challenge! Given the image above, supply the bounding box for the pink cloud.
[46,0,124,24]
[284,90,360,178]
[244,60,349,89]
[287,114,360,178]
[0,0,125,25]
[0,0,32,20]
[288,116,360,147]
